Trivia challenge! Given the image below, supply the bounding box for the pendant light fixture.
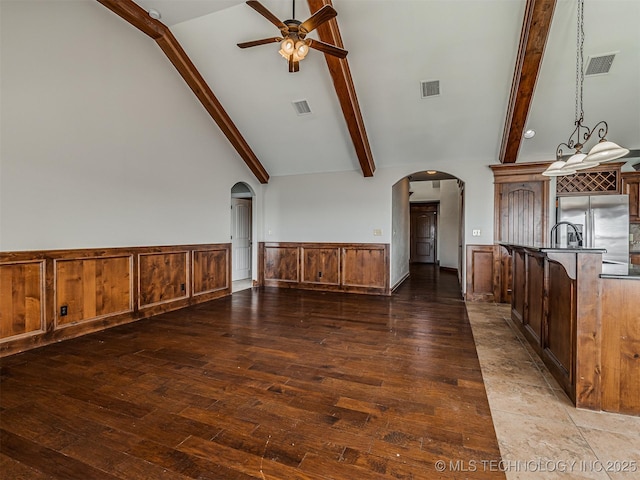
[543,0,628,177]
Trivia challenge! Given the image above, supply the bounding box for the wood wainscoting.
[259,242,390,295]
[0,244,231,356]
[465,244,501,302]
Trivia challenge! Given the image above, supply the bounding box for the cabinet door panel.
[512,250,526,323]
[499,182,545,246]
[544,261,575,387]
[524,254,544,346]
[622,173,640,222]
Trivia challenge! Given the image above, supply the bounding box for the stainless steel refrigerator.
[556,195,629,274]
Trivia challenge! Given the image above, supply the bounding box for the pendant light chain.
[577,0,585,122]
[544,0,629,177]
[574,0,580,123]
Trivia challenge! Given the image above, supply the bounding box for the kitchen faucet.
[550,221,583,248]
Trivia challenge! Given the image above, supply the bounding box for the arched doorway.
[392,170,465,289]
[231,182,254,292]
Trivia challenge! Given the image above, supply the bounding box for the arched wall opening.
[391,171,465,290]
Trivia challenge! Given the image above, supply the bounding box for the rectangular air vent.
[292,99,312,115]
[585,53,616,76]
[420,80,440,98]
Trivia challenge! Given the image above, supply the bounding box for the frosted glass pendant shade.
[542,160,577,177]
[585,141,630,163]
[565,152,600,171]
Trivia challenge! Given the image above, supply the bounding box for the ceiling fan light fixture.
[240,1,346,72]
[279,37,295,58]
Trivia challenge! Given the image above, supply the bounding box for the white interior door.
[232,198,251,281]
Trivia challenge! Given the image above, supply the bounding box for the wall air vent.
[585,53,616,76]
[420,80,440,98]
[292,99,312,115]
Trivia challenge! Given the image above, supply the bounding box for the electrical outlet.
[180,283,185,292]
[472,229,481,237]
[318,271,323,278]
[373,228,383,236]
[60,305,68,316]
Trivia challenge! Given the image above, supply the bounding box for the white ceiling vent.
[292,99,312,115]
[420,80,440,98]
[585,53,616,76]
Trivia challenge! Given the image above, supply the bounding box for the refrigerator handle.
[584,211,589,248]
[590,210,595,248]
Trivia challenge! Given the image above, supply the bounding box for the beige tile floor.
[466,302,640,480]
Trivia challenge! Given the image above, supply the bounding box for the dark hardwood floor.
[0,265,504,479]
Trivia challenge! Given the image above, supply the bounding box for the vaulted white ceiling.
[132,0,640,179]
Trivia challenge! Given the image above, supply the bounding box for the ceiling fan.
[237,0,348,73]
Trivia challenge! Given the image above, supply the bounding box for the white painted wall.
[262,170,392,243]
[262,164,495,292]
[438,181,462,270]
[391,178,410,288]
[0,0,262,251]
[0,1,497,294]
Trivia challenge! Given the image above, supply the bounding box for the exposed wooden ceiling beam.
[307,0,375,178]
[96,0,270,184]
[499,0,557,164]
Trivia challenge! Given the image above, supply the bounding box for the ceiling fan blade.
[299,4,337,34]
[307,39,348,59]
[288,55,300,73]
[245,0,287,30]
[237,37,283,49]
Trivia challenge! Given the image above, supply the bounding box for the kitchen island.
[500,243,640,416]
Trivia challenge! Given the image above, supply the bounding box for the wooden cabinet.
[622,172,640,223]
[502,245,603,409]
[490,162,552,303]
